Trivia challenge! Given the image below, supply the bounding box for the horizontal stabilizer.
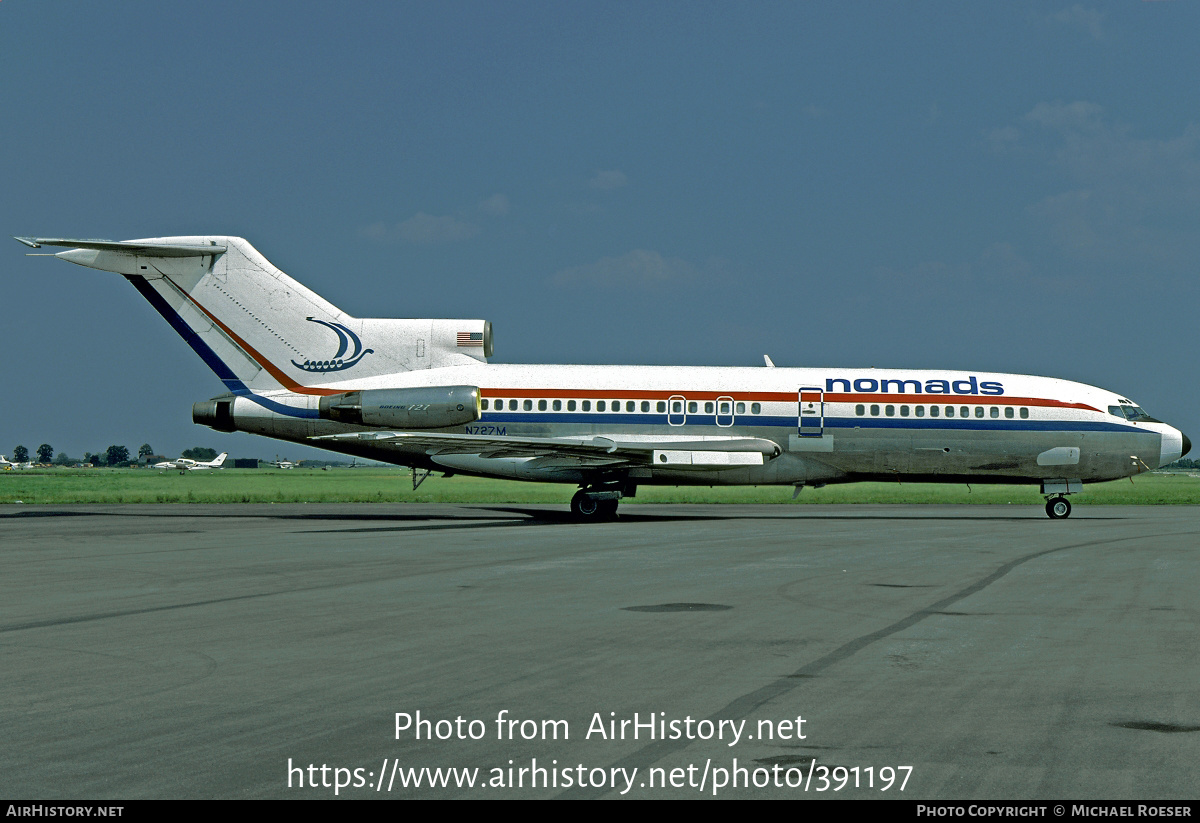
[13,237,226,257]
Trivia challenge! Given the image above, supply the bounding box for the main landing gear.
[1045,496,1072,519]
[570,490,617,520]
[570,482,634,521]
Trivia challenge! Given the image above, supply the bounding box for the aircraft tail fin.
[211,452,228,468]
[18,236,492,396]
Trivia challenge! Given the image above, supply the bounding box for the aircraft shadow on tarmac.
[0,505,1126,527]
[468,505,1126,524]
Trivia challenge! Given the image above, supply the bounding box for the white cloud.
[359,213,480,245]
[998,101,1200,267]
[549,249,699,290]
[589,170,628,190]
[870,242,1083,301]
[1024,100,1104,131]
[1050,5,1106,41]
[479,194,511,216]
[986,125,1022,153]
[977,242,1033,282]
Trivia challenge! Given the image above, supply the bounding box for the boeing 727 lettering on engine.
[13,235,1190,519]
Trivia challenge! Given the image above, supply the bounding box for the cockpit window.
[1109,404,1153,422]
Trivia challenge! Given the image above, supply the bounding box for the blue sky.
[2,2,1198,461]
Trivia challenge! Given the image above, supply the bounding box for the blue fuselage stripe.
[480,413,1140,434]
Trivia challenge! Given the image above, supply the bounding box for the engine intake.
[319,386,481,429]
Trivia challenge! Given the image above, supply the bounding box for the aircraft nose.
[1158,427,1187,467]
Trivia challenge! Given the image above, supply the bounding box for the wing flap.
[312,430,781,467]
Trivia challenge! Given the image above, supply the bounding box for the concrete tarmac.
[2,503,1198,799]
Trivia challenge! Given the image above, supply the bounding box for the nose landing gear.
[1041,479,1080,519]
[1045,496,1072,519]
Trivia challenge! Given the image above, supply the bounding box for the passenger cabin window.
[597,401,606,412]
[885,405,895,416]
[915,406,925,417]
[688,401,698,413]
[960,406,970,418]
[900,405,909,417]
[974,407,984,418]
[567,400,576,411]
[1020,408,1029,419]
[945,407,954,418]
[538,400,547,411]
[657,401,666,413]
[736,402,745,414]
[1004,407,1013,418]
[870,404,880,416]
[553,400,562,411]
[856,404,865,416]
[523,399,533,411]
[751,403,761,414]
[990,407,999,418]
[509,399,518,411]
[582,400,591,411]
[481,399,489,410]
[704,402,714,414]
[930,406,939,417]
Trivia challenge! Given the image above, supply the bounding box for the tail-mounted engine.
[318,386,481,429]
[192,398,236,432]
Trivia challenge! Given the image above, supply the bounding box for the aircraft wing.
[312,431,782,468]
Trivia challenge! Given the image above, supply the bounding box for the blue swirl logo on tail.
[291,317,375,372]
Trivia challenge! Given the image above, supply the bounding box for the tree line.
[8,444,219,467]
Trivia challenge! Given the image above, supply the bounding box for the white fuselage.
[222,364,1185,488]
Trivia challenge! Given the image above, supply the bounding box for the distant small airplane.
[154,452,228,472]
[0,455,32,470]
[270,458,297,469]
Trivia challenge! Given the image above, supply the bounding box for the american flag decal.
[457,331,484,347]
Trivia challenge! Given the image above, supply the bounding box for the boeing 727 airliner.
[14,235,1190,519]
